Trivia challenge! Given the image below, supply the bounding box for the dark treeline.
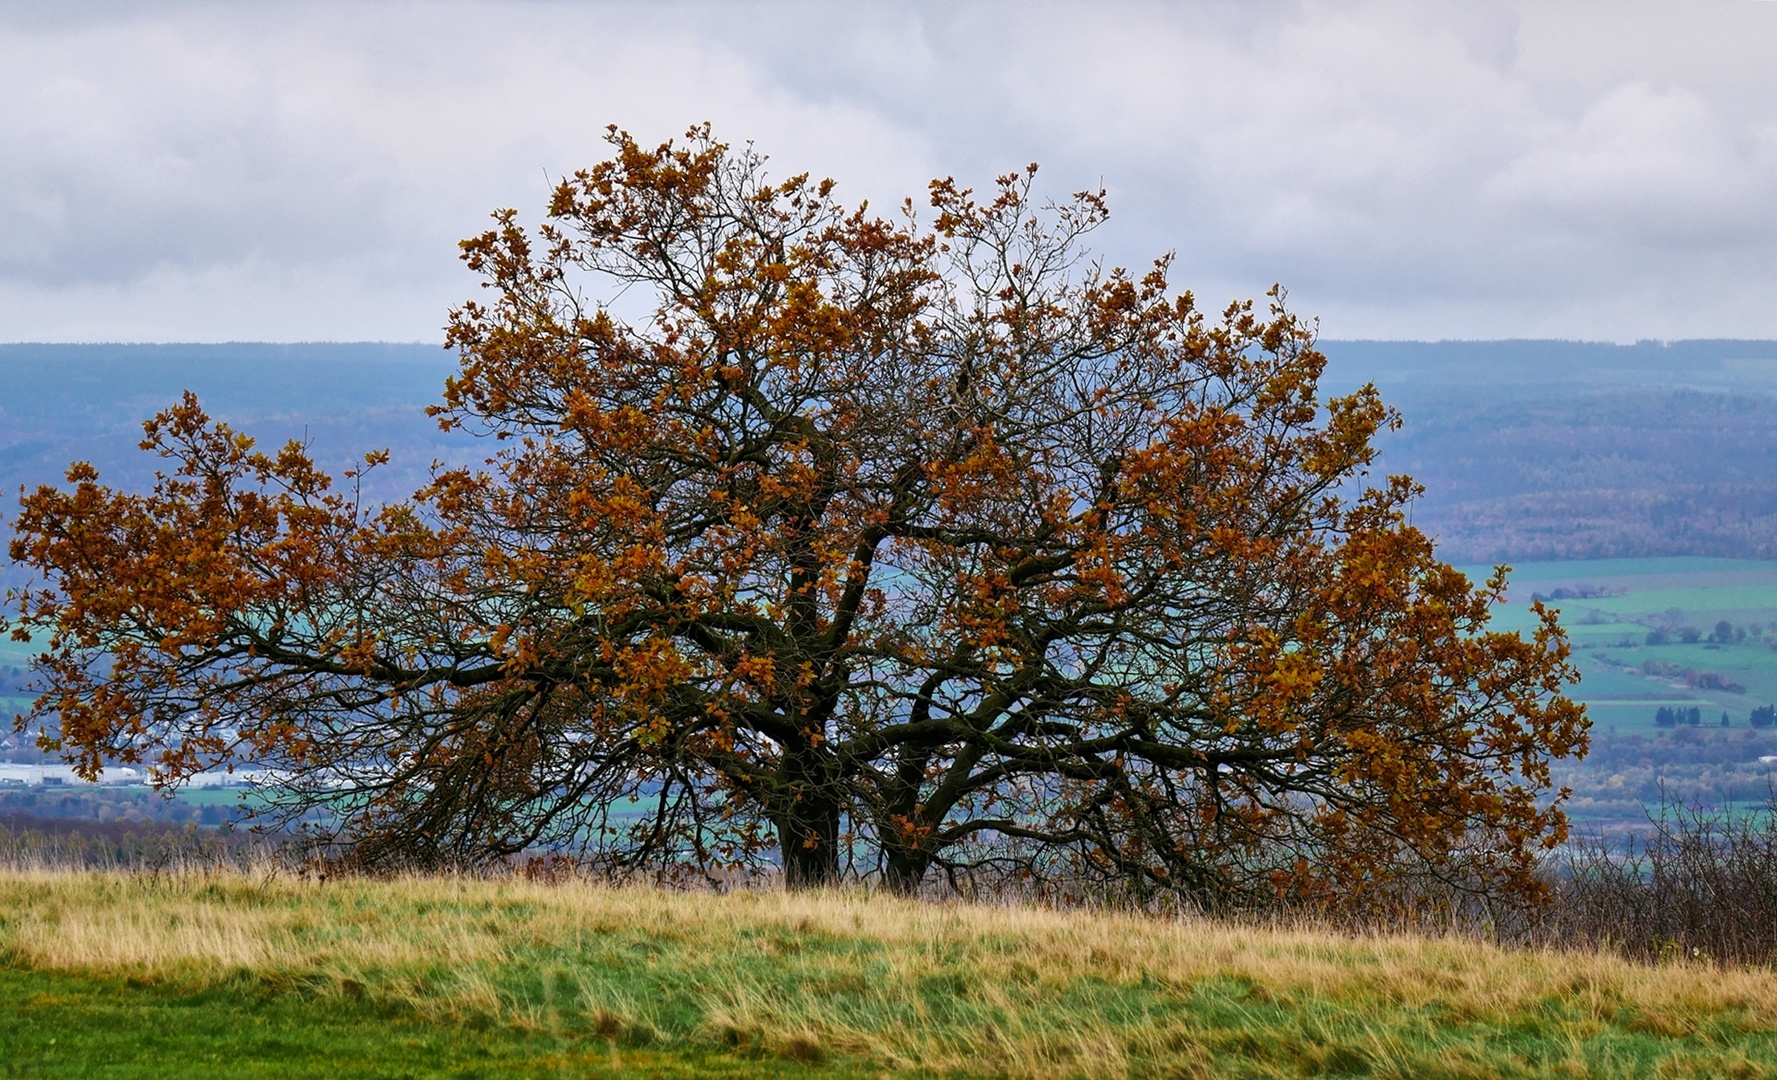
[0,785,241,827]
[1654,705,1704,728]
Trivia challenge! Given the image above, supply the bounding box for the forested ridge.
[5,338,1773,570]
[1321,338,1777,563]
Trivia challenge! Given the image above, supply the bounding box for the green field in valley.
[1461,557,1777,829]
[1466,557,1777,731]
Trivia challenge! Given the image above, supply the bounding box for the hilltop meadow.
[7,869,1777,1079]
[12,561,1777,1077]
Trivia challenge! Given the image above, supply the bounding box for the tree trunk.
[883,848,932,895]
[777,795,841,888]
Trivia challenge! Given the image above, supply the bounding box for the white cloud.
[1,0,1775,341]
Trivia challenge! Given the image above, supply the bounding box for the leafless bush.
[1537,797,1777,965]
[0,813,280,872]
[915,798,1777,968]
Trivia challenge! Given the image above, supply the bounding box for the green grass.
[0,966,816,1079]
[6,870,1777,1078]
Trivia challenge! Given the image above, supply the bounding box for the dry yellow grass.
[3,868,1776,1077]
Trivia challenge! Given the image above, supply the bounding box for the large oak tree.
[9,127,1586,906]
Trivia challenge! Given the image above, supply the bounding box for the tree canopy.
[8,126,1586,907]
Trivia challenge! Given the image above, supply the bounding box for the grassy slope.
[3,872,1777,1078]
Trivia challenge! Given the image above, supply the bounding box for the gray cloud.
[1,0,1775,341]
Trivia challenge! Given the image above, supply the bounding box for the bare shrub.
[1540,796,1777,965]
[0,813,278,872]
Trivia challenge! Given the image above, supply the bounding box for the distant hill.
[1320,338,1777,394]
[1,338,1775,572]
[0,341,461,495]
[1321,339,1777,564]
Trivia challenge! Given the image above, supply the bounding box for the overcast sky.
[4,0,1776,343]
